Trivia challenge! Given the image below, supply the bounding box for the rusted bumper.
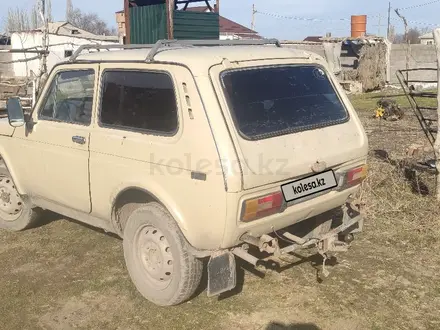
[207,203,363,297]
[235,203,363,266]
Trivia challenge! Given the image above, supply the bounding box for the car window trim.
[37,68,96,127]
[97,68,180,137]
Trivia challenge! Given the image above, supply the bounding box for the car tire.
[0,163,41,231]
[123,202,203,306]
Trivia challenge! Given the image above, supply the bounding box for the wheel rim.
[0,175,23,222]
[135,225,174,290]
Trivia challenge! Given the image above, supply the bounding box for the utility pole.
[251,4,256,31]
[387,2,391,40]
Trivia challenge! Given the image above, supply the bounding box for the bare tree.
[31,4,41,29]
[67,8,115,35]
[3,0,53,33]
[407,28,422,44]
[4,7,31,33]
[66,0,73,21]
[394,27,432,44]
[47,0,53,22]
[388,25,396,43]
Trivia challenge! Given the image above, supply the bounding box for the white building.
[419,32,434,45]
[11,22,118,77]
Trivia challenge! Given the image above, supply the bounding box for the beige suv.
[1,39,368,306]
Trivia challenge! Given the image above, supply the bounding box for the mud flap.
[207,251,236,297]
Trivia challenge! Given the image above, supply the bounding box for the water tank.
[351,15,367,38]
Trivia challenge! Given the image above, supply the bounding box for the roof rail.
[69,38,282,62]
[145,38,282,61]
[69,43,155,62]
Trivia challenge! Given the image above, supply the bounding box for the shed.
[124,0,222,44]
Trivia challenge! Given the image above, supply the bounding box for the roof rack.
[69,44,156,62]
[69,38,282,63]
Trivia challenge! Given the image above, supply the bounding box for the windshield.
[221,65,348,140]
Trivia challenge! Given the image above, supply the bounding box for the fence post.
[433,28,440,200]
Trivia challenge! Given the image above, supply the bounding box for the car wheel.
[123,202,203,306]
[0,164,41,231]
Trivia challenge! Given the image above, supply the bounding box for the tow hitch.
[206,204,363,297]
[316,235,349,278]
[238,230,351,278]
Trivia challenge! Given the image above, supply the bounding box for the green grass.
[349,90,438,112]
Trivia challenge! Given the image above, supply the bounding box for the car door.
[10,64,99,213]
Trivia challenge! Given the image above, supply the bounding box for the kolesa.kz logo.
[292,178,326,195]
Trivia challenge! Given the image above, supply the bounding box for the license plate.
[281,170,338,203]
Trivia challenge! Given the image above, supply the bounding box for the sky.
[3,0,440,40]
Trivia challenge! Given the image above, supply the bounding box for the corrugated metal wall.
[173,11,220,40]
[129,4,167,44]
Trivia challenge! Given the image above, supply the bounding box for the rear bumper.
[221,184,360,248]
[205,203,363,297]
[231,203,363,267]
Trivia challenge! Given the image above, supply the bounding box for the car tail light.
[343,165,368,188]
[241,192,284,222]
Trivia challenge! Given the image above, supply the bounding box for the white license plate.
[281,170,338,203]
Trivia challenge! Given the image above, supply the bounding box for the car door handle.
[72,136,86,145]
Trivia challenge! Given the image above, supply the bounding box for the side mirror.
[6,97,25,128]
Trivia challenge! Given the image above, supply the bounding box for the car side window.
[100,70,178,134]
[39,70,95,125]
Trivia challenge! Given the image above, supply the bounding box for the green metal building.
[126,0,220,44]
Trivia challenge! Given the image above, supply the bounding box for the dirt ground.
[1,92,440,330]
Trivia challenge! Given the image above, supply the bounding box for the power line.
[390,16,440,27]
[399,0,440,11]
[255,10,353,23]
[257,9,440,29]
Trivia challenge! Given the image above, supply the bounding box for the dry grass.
[351,90,440,247]
[361,156,440,246]
[1,91,440,329]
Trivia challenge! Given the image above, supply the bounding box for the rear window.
[221,65,348,140]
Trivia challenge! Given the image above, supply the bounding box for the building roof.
[32,22,118,42]
[303,36,322,42]
[74,45,315,76]
[419,32,434,39]
[185,6,261,38]
[185,6,210,12]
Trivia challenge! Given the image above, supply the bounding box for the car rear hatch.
[210,61,368,191]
